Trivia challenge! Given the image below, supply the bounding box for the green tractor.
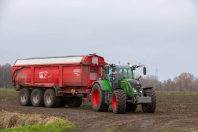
[91,64,156,114]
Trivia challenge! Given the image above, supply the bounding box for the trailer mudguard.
[52,85,63,96]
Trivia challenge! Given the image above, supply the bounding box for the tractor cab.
[105,65,133,88]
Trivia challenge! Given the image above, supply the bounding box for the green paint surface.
[101,80,111,91]
[100,78,141,96]
[121,79,141,95]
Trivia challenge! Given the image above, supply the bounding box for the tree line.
[140,73,198,92]
[0,63,198,92]
[0,63,13,88]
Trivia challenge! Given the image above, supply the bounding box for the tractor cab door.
[115,68,123,87]
[105,67,112,88]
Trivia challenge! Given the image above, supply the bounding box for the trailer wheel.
[112,89,126,114]
[68,97,82,107]
[59,98,67,107]
[142,89,156,113]
[91,83,109,112]
[18,88,32,106]
[126,103,137,112]
[44,89,60,108]
[31,89,44,107]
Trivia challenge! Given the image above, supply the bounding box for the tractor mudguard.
[93,81,105,91]
[142,87,153,90]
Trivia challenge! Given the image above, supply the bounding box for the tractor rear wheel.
[31,89,44,107]
[91,83,109,112]
[112,89,126,114]
[68,97,82,107]
[44,89,60,108]
[126,103,137,112]
[18,88,32,106]
[141,89,156,113]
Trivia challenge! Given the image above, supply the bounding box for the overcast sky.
[0,0,198,81]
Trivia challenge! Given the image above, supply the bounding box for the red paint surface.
[93,89,99,106]
[12,54,106,89]
[113,95,117,110]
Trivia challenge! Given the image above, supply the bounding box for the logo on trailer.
[39,71,48,79]
[73,69,80,76]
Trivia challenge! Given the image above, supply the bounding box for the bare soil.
[1,92,198,132]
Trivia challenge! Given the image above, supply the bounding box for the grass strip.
[0,88,18,92]
[1,120,75,132]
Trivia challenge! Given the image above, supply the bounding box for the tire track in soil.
[1,92,198,132]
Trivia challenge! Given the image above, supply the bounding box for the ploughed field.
[0,91,198,132]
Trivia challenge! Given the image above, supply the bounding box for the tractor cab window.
[115,69,123,81]
[115,65,132,80]
[105,67,112,81]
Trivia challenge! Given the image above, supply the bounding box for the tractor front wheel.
[91,83,109,112]
[112,89,126,114]
[141,89,156,113]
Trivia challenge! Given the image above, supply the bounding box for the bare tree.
[0,63,13,88]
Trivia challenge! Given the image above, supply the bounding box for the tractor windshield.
[115,65,133,80]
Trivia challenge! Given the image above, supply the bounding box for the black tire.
[31,89,44,107]
[112,89,126,114]
[59,98,67,107]
[126,103,137,112]
[142,89,156,113]
[68,97,82,107]
[91,83,109,112]
[44,89,60,108]
[18,88,32,106]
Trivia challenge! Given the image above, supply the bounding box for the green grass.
[0,88,18,92]
[0,120,75,132]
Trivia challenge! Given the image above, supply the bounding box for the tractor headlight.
[133,89,137,93]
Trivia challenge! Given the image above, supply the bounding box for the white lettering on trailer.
[39,71,48,79]
[48,74,52,78]
[73,69,80,76]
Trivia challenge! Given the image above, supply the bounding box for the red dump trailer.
[12,54,106,108]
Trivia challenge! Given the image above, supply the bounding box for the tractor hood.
[128,80,141,92]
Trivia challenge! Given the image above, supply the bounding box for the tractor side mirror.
[105,66,109,74]
[143,67,146,75]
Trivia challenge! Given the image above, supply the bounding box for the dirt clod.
[8,115,19,128]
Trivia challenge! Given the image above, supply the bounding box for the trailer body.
[12,54,105,101]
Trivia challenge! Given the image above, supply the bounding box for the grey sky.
[0,0,198,81]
